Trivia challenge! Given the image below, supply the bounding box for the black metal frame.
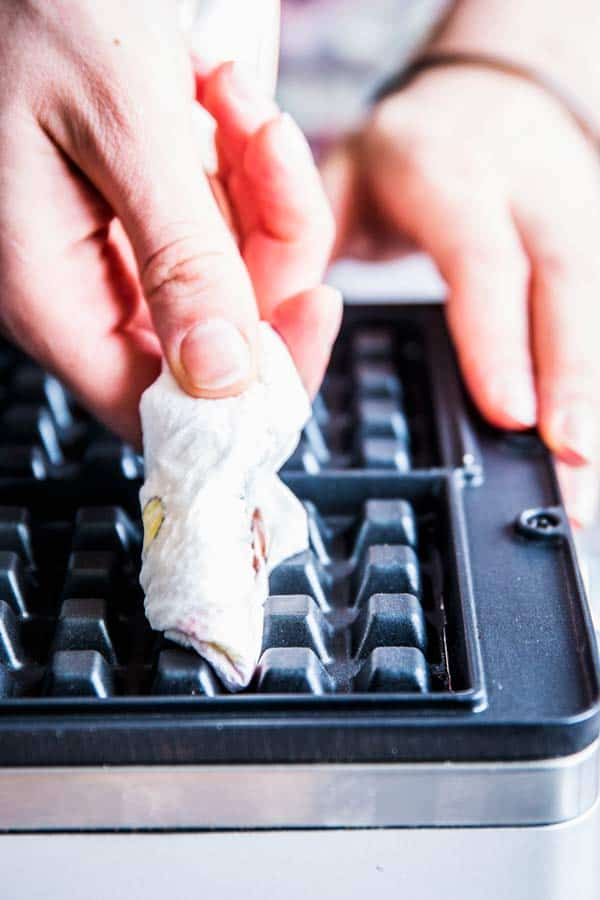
[0,304,597,765]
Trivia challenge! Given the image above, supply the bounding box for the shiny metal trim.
[0,740,597,831]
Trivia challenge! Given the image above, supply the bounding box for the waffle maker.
[0,303,597,899]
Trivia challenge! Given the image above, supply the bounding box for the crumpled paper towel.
[139,323,310,691]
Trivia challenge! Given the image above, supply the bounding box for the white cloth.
[139,324,310,691]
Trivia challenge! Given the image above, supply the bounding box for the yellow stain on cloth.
[142,497,165,553]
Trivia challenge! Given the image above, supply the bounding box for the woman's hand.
[0,0,338,446]
[322,66,600,525]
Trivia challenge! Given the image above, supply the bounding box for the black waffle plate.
[0,304,597,765]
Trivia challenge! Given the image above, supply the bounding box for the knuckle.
[535,247,575,286]
[534,232,600,298]
[142,235,233,308]
[59,78,140,171]
[369,94,423,145]
[368,99,431,167]
[539,360,597,399]
[369,97,402,146]
[89,85,141,163]
[536,248,600,298]
[397,140,441,185]
[371,128,441,189]
[451,241,529,288]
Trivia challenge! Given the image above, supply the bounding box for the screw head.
[515,507,565,542]
[526,511,560,532]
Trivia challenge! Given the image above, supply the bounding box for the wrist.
[430,0,600,135]
[375,51,600,154]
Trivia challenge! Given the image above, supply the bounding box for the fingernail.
[550,405,595,466]
[179,318,251,392]
[270,113,315,167]
[490,378,537,427]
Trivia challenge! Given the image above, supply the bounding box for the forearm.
[431,0,600,131]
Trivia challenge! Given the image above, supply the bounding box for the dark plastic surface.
[0,304,597,766]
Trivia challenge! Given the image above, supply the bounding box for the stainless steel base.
[0,797,598,900]
[0,740,598,831]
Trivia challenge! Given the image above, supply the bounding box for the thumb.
[55,84,259,399]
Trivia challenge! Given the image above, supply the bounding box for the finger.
[201,61,279,177]
[366,147,535,429]
[517,214,600,467]
[0,115,160,444]
[443,206,536,431]
[47,72,259,400]
[204,62,330,243]
[319,138,360,260]
[1,223,161,447]
[320,133,422,263]
[241,113,333,244]
[241,115,335,314]
[556,460,599,530]
[272,285,343,397]
[203,63,335,313]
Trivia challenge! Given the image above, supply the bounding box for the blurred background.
[279,0,449,141]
